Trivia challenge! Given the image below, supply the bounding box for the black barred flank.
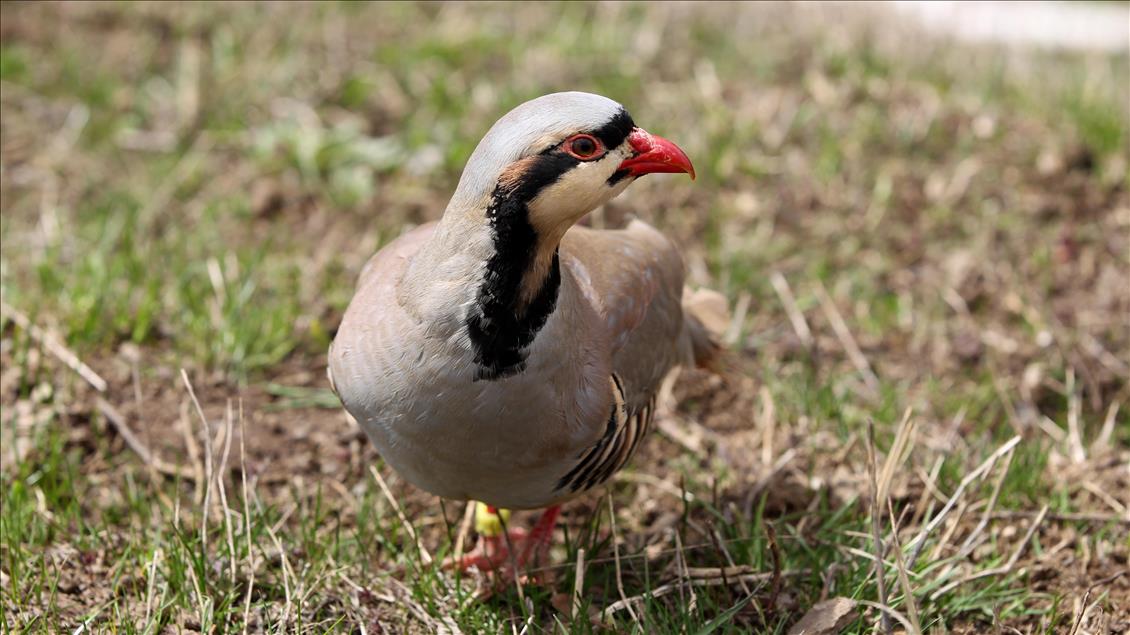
[556,376,656,494]
[555,406,618,491]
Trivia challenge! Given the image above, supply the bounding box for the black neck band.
[466,156,573,381]
[465,107,635,380]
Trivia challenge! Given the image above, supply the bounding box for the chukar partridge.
[329,91,724,575]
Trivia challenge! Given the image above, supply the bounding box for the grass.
[2,2,1128,633]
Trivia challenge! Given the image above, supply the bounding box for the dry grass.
[1,2,1128,633]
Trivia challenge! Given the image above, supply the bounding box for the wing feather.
[560,219,688,409]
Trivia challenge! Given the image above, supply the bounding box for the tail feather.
[681,288,729,370]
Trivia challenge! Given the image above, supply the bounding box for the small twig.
[887,499,922,635]
[142,547,162,629]
[769,272,814,347]
[218,400,237,584]
[526,534,782,578]
[765,523,782,613]
[607,495,639,624]
[814,280,880,393]
[572,547,586,622]
[989,510,1130,526]
[929,505,1048,600]
[180,369,215,566]
[723,291,751,345]
[855,599,917,633]
[910,456,945,528]
[255,492,295,627]
[818,563,843,602]
[270,503,297,536]
[601,570,807,620]
[866,422,892,635]
[906,436,1021,566]
[1079,481,1128,518]
[955,450,1014,559]
[1036,416,1067,443]
[710,526,752,596]
[238,401,255,635]
[655,415,705,454]
[674,528,698,613]
[929,500,970,564]
[452,501,476,565]
[840,547,924,579]
[1069,571,1128,635]
[1065,368,1087,464]
[1,300,107,392]
[369,466,433,566]
[1092,402,1120,453]
[95,398,192,479]
[182,525,210,629]
[877,409,916,505]
[178,400,205,505]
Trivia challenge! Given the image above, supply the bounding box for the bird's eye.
[564,134,603,160]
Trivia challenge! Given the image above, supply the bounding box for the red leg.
[445,504,562,582]
[517,505,562,568]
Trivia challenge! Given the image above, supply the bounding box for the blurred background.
[1,2,1127,633]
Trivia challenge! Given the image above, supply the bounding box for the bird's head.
[449,92,694,241]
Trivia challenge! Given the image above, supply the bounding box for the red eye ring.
[563,134,604,160]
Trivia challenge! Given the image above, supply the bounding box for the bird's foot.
[444,505,561,589]
[450,528,528,574]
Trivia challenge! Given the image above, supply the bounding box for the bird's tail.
[680,287,729,371]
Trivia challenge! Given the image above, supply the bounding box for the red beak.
[617,128,696,180]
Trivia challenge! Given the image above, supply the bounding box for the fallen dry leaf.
[788,597,858,635]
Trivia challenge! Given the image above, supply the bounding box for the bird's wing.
[559,219,689,409]
[548,219,693,497]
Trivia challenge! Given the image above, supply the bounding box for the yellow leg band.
[474,502,511,537]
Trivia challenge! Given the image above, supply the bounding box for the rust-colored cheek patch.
[497,157,537,192]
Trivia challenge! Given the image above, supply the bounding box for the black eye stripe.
[537,107,636,157]
[588,108,635,149]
